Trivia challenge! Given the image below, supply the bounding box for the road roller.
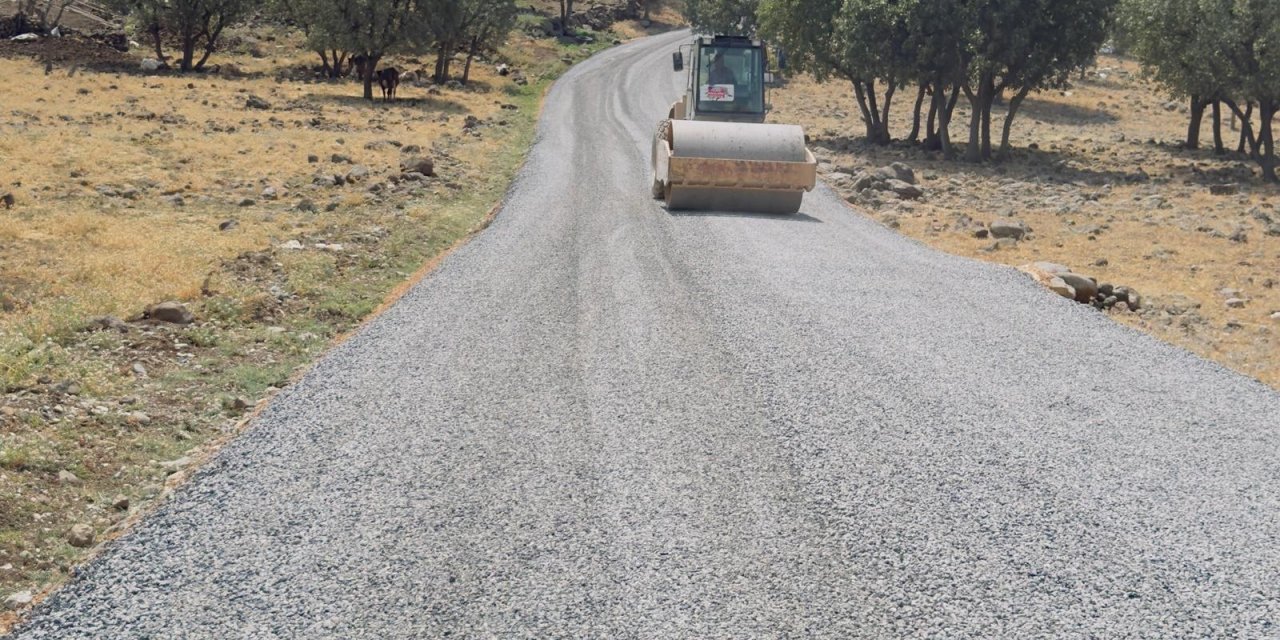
[651,35,817,214]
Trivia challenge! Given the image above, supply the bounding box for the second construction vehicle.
[651,35,817,214]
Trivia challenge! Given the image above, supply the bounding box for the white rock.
[10,33,40,42]
[5,590,34,610]
[278,240,304,250]
[140,58,164,71]
[160,456,192,471]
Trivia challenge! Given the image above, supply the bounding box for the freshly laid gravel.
[9,30,1280,639]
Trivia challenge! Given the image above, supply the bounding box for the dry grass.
[773,54,1280,390]
[0,51,505,345]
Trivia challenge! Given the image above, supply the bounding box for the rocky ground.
[772,55,1279,391]
[0,2,668,623]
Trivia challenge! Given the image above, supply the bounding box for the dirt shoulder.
[772,55,1279,392]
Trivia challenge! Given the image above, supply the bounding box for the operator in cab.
[707,52,737,86]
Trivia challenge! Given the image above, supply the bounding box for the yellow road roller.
[651,35,817,214]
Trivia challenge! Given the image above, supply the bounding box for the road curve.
[10,30,1280,638]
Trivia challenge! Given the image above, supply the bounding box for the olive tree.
[1122,0,1280,180]
[958,0,1115,162]
[1120,0,1235,150]
[110,0,249,71]
[304,0,423,100]
[423,0,517,84]
[269,0,353,78]
[760,0,914,145]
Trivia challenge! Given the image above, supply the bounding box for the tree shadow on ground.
[302,92,469,114]
[815,136,1146,187]
[1018,97,1118,125]
[814,133,1276,194]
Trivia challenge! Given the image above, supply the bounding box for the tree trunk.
[980,84,994,161]
[937,83,959,159]
[462,35,480,84]
[180,35,196,72]
[150,21,165,63]
[998,87,1031,159]
[319,50,332,77]
[852,79,891,145]
[194,21,223,71]
[1224,99,1259,159]
[964,75,995,163]
[879,78,896,144]
[1186,95,1205,150]
[434,43,453,84]
[362,53,380,100]
[908,84,927,143]
[924,85,939,149]
[1211,100,1225,155]
[559,0,574,33]
[1260,101,1277,183]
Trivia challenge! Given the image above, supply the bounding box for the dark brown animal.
[376,67,400,102]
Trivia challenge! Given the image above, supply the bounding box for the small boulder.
[87,315,129,333]
[160,456,191,472]
[1030,261,1071,275]
[1,192,14,209]
[5,590,34,611]
[219,219,238,231]
[888,162,916,185]
[1018,264,1075,301]
[345,165,370,182]
[1225,297,1247,309]
[139,58,165,71]
[884,179,923,200]
[67,523,95,548]
[400,156,435,176]
[989,218,1027,240]
[1058,273,1099,303]
[58,470,81,484]
[245,95,271,110]
[111,494,130,510]
[1209,183,1238,196]
[148,301,194,325]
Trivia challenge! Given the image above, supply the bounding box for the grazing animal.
[376,67,400,102]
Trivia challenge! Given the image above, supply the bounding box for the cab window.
[696,46,764,114]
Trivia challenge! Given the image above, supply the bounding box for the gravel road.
[10,30,1280,638]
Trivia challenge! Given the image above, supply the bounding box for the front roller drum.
[651,119,816,215]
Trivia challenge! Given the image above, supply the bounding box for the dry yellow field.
[773,55,1279,390]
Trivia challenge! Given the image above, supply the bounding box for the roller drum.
[658,120,816,214]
